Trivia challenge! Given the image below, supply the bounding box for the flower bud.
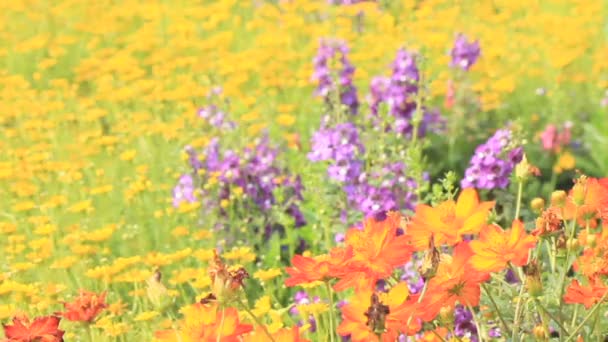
[550,190,567,207]
[515,155,532,181]
[532,325,548,340]
[418,236,440,280]
[530,197,545,214]
[572,176,588,206]
[524,260,543,297]
[566,238,579,251]
[438,305,454,326]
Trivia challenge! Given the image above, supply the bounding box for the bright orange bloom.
[407,188,495,250]
[334,212,414,291]
[243,326,310,342]
[419,243,489,322]
[155,303,252,342]
[564,277,608,309]
[469,220,536,273]
[574,230,608,278]
[285,246,352,287]
[337,282,421,342]
[563,177,608,227]
[3,315,64,342]
[58,290,107,323]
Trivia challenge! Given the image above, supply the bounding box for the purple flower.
[461,128,523,190]
[313,39,359,114]
[172,174,196,207]
[369,48,444,137]
[197,105,235,130]
[454,305,478,342]
[451,34,481,71]
[307,122,364,163]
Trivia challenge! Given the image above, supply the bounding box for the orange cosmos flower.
[564,277,608,309]
[563,177,608,227]
[155,303,252,342]
[58,290,107,323]
[337,282,421,342]
[469,220,536,273]
[285,246,352,287]
[334,212,414,292]
[574,231,608,278]
[243,326,310,342]
[419,243,488,322]
[3,315,64,342]
[407,188,495,250]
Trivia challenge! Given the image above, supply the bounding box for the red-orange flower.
[58,290,107,322]
[419,242,489,322]
[285,247,352,287]
[155,303,252,342]
[469,220,536,273]
[334,212,414,292]
[3,315,64,342]
[337,282,421,342]
[564,277,608,309]
[407,188,495,250]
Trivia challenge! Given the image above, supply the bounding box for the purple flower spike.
[313,39,359,114]
[451,34,481,71]
[461,128,523,190]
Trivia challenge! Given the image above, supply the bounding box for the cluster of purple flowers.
[312,39,359,114]
[368,48,444,137]
[461,128,524,190]
[307,121,364,183]
[450,34,481,71]
[174,134,306,229]
[197,105,235,130]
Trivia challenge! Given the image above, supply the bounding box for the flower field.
[2,0,608,341]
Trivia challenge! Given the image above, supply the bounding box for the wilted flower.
[58,290,107,323]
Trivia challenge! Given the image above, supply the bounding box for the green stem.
[558,213,579,340]
[511,274,527,340]
[325,281,336,342]
[217,307,226,342]
[514,180,524,220]
[481,283,510,333]
[407,280,428,327]
[570,304,578,330]
[535,299,570,336]
[466,303,484,342]
[533,298,550,339]
[238,298,276,342]
[565,292,608,341]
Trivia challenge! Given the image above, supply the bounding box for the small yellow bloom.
[119,149,137,161]
[134,311,160,321]
[253,268,282,282]
[276,114,295,127]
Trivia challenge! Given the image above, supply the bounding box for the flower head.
[450,34,481,70]
[461,129,523,190]
[58,290,107,323]
[407,188,495,250]
[334,212,414,291]
[3,315,64,342]
[470,220,536,273]
[155,303,252,342]
[337,282,421,341]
